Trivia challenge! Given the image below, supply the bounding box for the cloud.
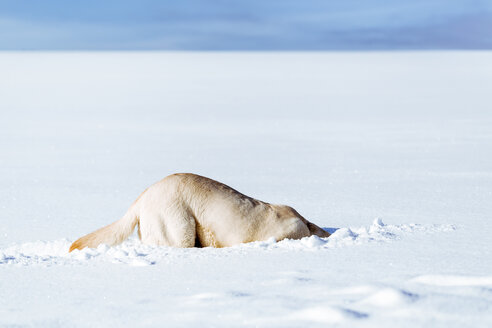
[1,0,491,50]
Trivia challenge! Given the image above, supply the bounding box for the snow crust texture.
[4,219,484,327]
[0,219,454,267]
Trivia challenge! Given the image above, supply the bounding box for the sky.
[1,0,491,50]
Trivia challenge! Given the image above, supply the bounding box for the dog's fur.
[69,173,330,252]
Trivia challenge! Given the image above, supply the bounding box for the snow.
[1,51,492,327]
[412,275,492,287]
[0,219,456,267]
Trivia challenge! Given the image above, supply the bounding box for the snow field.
[2,218,486,327]
[1,52,492,327]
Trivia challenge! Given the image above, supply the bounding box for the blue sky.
[1,0,491,50]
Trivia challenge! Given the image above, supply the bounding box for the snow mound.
[0,219,456,266]
[291,306,368,323]
[252,218,456,250]
[359,288,419,307]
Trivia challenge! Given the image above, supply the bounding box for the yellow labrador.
[69,173,330,251]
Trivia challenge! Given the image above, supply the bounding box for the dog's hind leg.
[139,205,197,247]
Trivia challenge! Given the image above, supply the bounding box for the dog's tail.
[69,205,139,252]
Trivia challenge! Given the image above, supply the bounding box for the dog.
[69,173,330,252]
